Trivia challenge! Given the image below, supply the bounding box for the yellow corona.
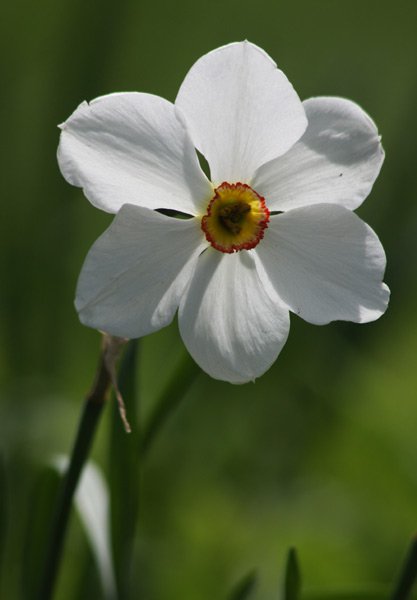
[201,182,270,253]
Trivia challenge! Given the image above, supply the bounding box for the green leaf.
[108,339,140,599]
[228,570,257,600]
[305,592,388,600]
[284,548,301,600]
[0,457,6,580]
[22,465,61,598]
[391,536,417,600]
[140,350,200,457]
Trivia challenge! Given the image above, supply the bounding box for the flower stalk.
[37,334,127,600]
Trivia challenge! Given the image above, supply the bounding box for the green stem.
[391,535,417,600]
[109,339,140,599]
[140,353,200,458]
[37,341,115,600]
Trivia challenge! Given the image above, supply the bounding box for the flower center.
[201,182,270,253]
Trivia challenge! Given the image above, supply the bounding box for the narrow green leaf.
[228,570,257,600]
[305,592,388,600]
[391,536,417,600]
[22,466,60,598]
[284,548,301,600]
[140,351,200,458]
[0,457,6,579]
[109,339,140,599]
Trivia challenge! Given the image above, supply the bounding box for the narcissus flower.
[58,41,389,384]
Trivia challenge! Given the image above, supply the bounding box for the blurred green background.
[1,0,417,598]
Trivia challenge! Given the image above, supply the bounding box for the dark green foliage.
[228,570,257,600]
[22,467,60,598]
[391,537,417,600]
[284,548,301,600]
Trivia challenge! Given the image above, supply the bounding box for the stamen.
[218,202,251,234]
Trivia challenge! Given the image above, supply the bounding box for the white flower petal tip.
[59,42,388,384]
[253,96,385,212]
[179,250,290,384]
[257,204,389,326]
[57,93,212,215]
[176,41,307,183]
[75,205,207,339]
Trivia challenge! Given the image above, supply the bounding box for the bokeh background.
[1,0,417,598]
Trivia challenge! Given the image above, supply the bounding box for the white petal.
[256,204,389,325]
[176,41,307,185]
[75,205,207,338]
[253,97,384,211]
[58,92,213,215]
[179,249,290,384]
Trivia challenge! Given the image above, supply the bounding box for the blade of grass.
[0,457,6,591]
[305,591,388,600]
[391,535,417,600]
[284,548,301,600]
[227,570,257,600]
[23,466,60,598]
[140,352,200,458]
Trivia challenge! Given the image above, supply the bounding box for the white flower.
[57,41,389,384]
